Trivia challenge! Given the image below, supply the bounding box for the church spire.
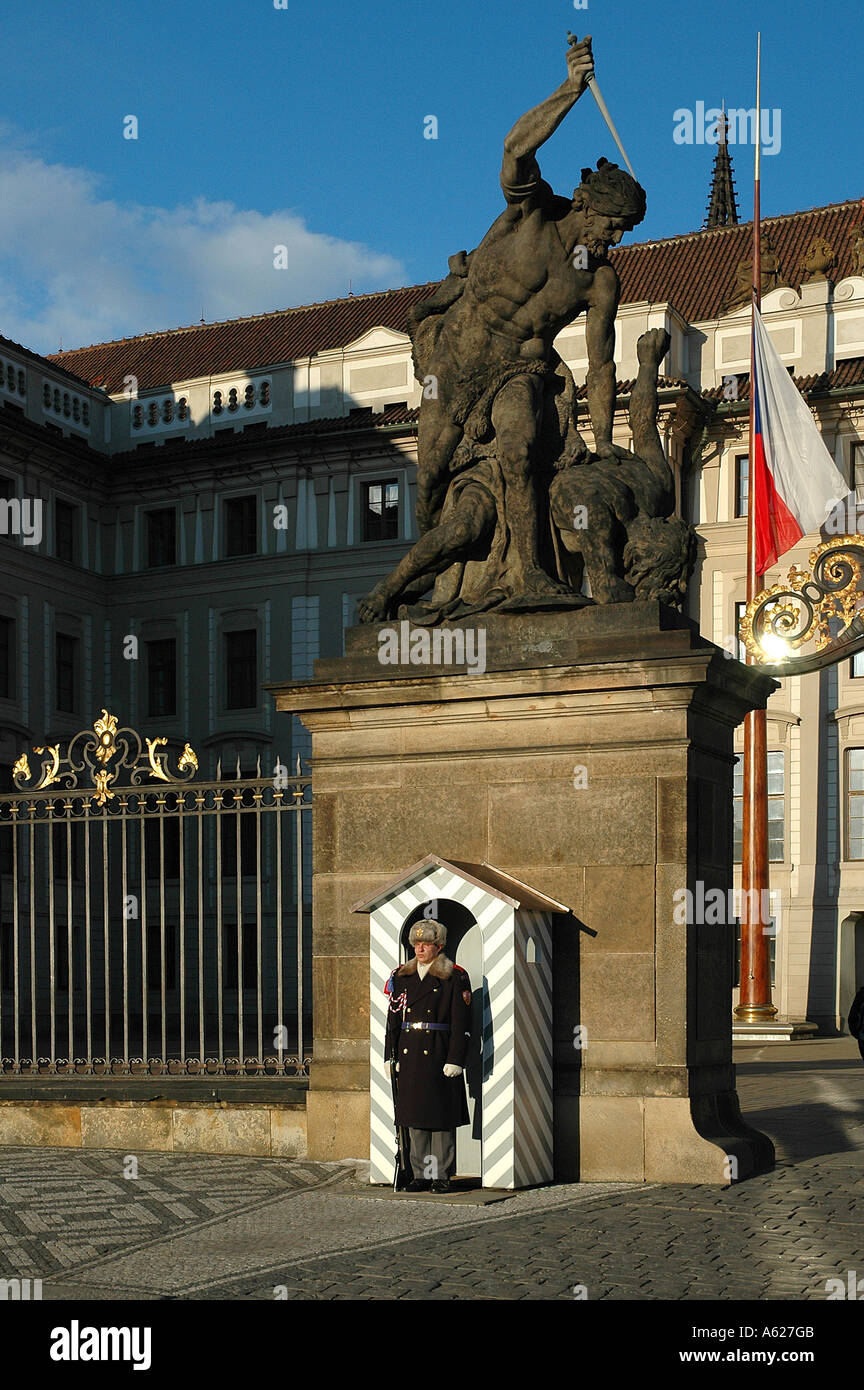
[704,103,739,229]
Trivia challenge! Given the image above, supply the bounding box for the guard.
[384,920,472,1193]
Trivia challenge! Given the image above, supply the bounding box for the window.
[0,616,13,699]
[220,791,259,879]
[733,751,785,862]
[144,819,180,881]
[51,821,84,880]
[223,921,259,990]
[55,499,78,562]
[734,601,747,662]
[851,442,864,505]
[224,496,257,557]
[225,629,257,709]
[146,509,176,568]
[0,764,12,878]
[0,924,11,990]
[852,651,864,679]
[146,638,177,718]
[846,749,864,859]
[362,479,399,542]
[734,454,749,518]
[55,634,77,713]
[735,921,777,989]
[145,920,178,990]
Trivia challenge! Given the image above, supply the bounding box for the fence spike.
[216,756,222,779]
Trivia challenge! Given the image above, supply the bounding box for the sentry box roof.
[351,854,573,916]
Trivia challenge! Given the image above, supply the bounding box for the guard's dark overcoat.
[384,954,472,1131]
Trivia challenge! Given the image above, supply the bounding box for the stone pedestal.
[270,602,777,1182]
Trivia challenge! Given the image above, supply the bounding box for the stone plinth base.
[733,1019,821,1042]
[0,1100,307,1156]
[270,602,777,1183]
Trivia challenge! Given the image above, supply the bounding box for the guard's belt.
[401,1022,450,1032]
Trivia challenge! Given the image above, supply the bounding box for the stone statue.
[722,232,782,313]
[358,37,695,624]
[849,226,864,277]
[550,327,696,605]
[799,236,837,283]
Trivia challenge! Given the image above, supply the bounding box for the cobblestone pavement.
[1,1038,862,1301]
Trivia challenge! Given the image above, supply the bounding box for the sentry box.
[352,854,570,1189]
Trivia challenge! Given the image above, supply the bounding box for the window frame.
[145,507,177,569]
[223,495,258,559]
[845,747,864,860]
[0,615,15,700]
[145,637,177,718]
[55,632,78,714]
[361,477,400,544]
[733,749,786,864]
[734,453,749,519]
[54,498,78,564]
[224,628,258,710]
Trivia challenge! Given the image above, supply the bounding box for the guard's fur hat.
[408,919,447,947]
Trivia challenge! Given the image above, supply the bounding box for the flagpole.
[736,30,777,1024]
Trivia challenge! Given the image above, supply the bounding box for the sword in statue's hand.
[567,31,637,180]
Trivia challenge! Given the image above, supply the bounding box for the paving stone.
[0,1042,863,1299]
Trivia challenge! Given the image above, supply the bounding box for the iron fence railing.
[0,711,312,1077]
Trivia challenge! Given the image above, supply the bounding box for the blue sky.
[2,0,861,354]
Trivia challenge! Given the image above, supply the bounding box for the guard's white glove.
[443,1064,462,1078]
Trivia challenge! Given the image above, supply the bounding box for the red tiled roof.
[47,284,438,396]
[48,199,864,395]
[0,333,98,392]
[613,199,864,322]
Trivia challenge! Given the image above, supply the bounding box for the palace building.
[1,160,863,1037]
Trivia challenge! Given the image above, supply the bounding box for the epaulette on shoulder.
[453,964,467,974]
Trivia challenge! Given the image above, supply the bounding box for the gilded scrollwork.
[740,536,864,668]
[11,712,198,798]
[178,743,198,774]
[93,710,119,765]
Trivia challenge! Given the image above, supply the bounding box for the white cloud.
[0,143,406,354]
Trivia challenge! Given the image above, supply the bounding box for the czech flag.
[751,306,847,574]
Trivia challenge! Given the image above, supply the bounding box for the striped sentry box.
[353,856,566,1189]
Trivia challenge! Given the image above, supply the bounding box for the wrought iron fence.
[0,711,312,1077]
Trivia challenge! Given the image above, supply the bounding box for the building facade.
[0,195,862,1032]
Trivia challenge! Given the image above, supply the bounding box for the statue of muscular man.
[359,35,647,624]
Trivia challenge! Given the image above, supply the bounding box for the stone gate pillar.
[270,602,776,1183]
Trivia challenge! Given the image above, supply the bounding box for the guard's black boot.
[407,1178,430,1192]
[430,1178,451,1194]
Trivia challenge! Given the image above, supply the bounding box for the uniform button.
[406,1008,411,1013]
[423,1049,429,1055]
[403,1048,408,1055]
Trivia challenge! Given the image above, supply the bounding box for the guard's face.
[414,940,441,964]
